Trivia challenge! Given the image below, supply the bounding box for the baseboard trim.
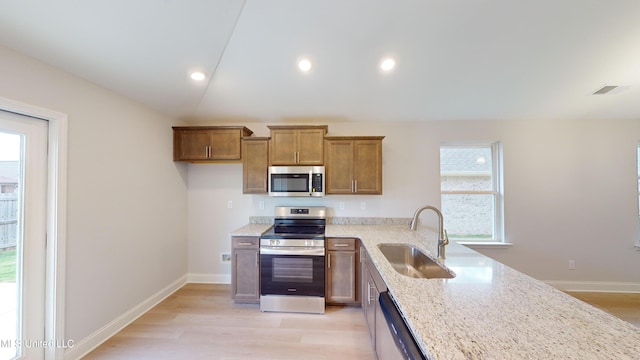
[544,280,640,293]
[187,272,231,284]
[64,275,188,360]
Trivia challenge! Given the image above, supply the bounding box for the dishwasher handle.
[378,291,426,360]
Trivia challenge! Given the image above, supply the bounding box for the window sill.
[456,241,513,248]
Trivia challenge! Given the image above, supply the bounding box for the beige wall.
[0,45,189,344]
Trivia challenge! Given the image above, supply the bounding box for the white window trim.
[440,142,504,243]
[637,142,640,250]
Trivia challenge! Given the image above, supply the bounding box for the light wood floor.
[84,284,375,360]
[565,291,640,328]
[83,284,640,359]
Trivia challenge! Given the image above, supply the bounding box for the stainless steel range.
[259,206,326,314]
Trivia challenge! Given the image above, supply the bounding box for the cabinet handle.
[354,180,358,192]
[333,243,350,247]
[328,253,331,268]
[351,180,354,193]
[367,281,372,305]
[237,242,253,246]
[256,253,259,266]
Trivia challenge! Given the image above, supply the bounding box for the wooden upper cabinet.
[242,137,269,194]
[325,136,384,195]
[173,126,253,162]
[268,125,327,165]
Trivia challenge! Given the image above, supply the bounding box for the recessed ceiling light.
[190,72,206,81]
[297,58,312,72]
[380,58,396,72]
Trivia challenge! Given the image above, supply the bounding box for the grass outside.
[0,249,16,283]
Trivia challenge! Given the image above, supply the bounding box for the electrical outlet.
[221,253,231,263]
[360,202,366,210]
[227,200,233,209]
[339,202,345,210]
[568,260,575,270]
[259,201,265,210]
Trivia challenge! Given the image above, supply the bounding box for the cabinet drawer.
[327,238,356,251]
[232,237,259,249]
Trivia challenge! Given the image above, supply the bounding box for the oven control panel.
[290,208,309,215]
[260,239,325,248]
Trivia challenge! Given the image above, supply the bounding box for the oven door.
[260,247,325,297]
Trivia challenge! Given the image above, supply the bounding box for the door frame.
[0,97,68,360]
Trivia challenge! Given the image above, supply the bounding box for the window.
[440,143,503,242]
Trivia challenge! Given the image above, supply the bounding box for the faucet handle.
[443,229,449,245]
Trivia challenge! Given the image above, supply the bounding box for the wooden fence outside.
[0,193,17,249]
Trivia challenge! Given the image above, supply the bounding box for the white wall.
[187,120,640,286]
[0,45,189,344]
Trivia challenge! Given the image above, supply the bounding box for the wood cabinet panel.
[269,128,297,165]
[231,236,260,304]
[173,126,253,162]
[353,140,383,194]
[297,128,325,165]
[242,137,269,194]
[325,140,353,193]
[326,238,359,305]
[325,136,384,194]
[268,125,327,165]
[174,129,211,161]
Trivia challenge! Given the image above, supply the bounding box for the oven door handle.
[260,246,325,256]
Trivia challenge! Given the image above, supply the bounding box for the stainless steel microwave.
[268,166,325,197]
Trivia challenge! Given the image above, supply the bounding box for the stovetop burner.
[260,206,326,242]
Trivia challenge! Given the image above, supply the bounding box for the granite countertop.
[231,222,640,359]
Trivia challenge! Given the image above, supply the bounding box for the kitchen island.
[232,222,640,359]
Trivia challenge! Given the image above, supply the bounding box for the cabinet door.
[210,128,243,160]
[269,129,297,165]
[231,237,260,304]
[174,129,210,161]
[297,128,325,165]
[327,250,358,304]
[231,249,259,303]
[325,140,354,194]
[243,138,269,194]
[353,140,383,194]
[363,267,378,347]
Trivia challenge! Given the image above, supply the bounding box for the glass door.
[0,111,47,360]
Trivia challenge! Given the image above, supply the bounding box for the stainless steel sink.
[377,243,455,279]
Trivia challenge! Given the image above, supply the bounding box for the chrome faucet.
[409,206,449,259]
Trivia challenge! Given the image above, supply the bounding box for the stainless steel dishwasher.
[377,291,426,360]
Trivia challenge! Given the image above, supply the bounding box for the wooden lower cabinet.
[231,236,260,304]
[326,238,359,305]
[360,244,388,354]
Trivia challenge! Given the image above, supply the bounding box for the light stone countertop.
[231,222,640,359]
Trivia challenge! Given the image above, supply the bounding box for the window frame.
[636,143,640,250]
[440,142,504,243]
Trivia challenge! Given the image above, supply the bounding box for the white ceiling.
[1,0,640,123]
